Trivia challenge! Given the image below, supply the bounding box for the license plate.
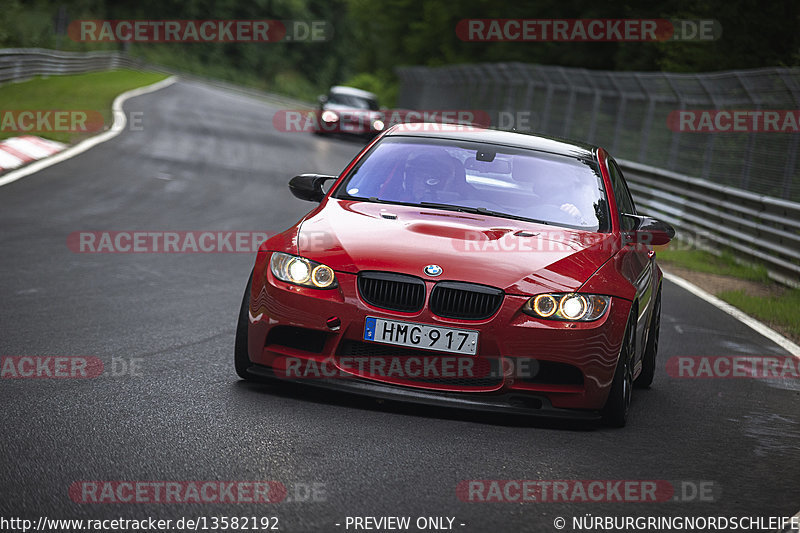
[363,317,478,355]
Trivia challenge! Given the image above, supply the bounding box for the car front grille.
[429,282,504,320]
[357,271,425,312]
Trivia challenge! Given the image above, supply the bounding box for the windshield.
[327,92,379,110]
[334,137,610,231]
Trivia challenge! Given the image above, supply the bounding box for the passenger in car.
[511,156,586,224]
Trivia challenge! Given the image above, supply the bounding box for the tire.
[602,314,635,427]
[234,271,255,380]
[635,287,661,389]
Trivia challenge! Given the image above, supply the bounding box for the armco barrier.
[0,48,147,83]
[619,159,800,287]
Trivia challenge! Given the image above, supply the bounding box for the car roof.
[384,124,599,160]
[329,85,378,100]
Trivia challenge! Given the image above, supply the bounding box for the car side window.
[608,159,637,231]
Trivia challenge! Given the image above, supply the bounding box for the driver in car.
[401,153,461,203]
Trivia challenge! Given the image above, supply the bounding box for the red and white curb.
[0,136,65,172]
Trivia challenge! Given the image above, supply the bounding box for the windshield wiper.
[419,202,553,226]
[418,201,477,213]
[355,198,556,227]
[472,207,554,226]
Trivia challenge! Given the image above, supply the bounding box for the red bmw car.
[235,124,674,426]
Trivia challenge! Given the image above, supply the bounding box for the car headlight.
[321,110,339,123]
[522,293,610,321]
[270,252,337,289]
[372,119,385,131]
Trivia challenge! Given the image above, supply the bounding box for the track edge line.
[663,270,800,357]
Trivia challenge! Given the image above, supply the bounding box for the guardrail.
[619,159,800,287]
[0,48,149,84]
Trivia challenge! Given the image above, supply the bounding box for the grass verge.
[658,240,800,343]
[656,244,769,282]
[1,70,168,144]
[718,289,800,341]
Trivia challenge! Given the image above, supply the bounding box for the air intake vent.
[357,271,425,312]
[430,282,503,320]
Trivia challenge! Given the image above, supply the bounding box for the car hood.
[296,199,618,295]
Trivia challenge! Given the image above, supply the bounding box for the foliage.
[1,0,797,102]
[341,72,397,107]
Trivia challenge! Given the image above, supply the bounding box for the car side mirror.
[622,215,675,246]
[289,174,337,202]
[318,94,328,105]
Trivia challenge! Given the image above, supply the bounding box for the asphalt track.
[0,79,798,532]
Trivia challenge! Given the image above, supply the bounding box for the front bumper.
[246,259,631,412]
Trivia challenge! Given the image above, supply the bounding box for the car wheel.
[234,271,255,380]
[602,314,635,427]
[635,287,661,389]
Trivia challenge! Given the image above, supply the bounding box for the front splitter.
[246,364,601,422]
